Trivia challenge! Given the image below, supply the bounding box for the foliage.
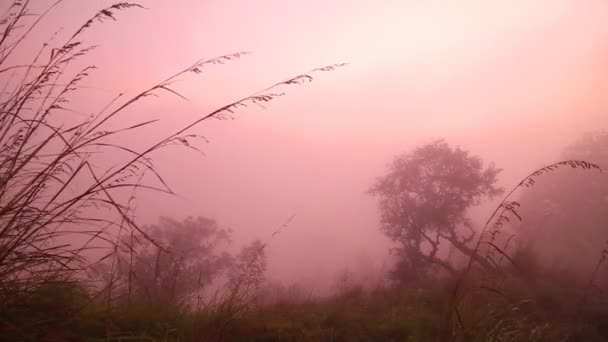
[447,156,602,340]
[228,239,267,291]
[2,274,603,341]
[369,139,503,279]
[106,216,234,303]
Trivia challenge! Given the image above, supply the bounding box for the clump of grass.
[0,1,343,338]
[444,160,604,340]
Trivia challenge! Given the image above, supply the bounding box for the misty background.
[19,0,608,292]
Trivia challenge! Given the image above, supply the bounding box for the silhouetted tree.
[115,216,234,301]
[228,240,267,291]
[369,139,503,280]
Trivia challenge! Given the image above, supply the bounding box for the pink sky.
[19,0,608,289]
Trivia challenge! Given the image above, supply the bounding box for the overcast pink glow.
[21,0,608,288]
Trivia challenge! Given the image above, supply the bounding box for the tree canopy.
[369,139,503,280]
[106,216,234,302]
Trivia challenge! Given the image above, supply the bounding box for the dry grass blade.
[69,3,145,41]
[443,159,602,339]
[0,2,343,336]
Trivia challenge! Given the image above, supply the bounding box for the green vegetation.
[4,269,608,341]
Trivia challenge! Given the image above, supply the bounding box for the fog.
[16,0,608,291]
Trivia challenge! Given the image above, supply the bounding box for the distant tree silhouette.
[104,215,269,305]
[112,216,234,302]
[228,239,267,291]
[369,139,503,280]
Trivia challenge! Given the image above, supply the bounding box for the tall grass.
[444,160,604,341]
[0,1,342,338]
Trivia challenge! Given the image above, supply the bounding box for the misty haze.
[1,0,608,341]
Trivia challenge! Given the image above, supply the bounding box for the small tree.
[228,240,267,291]
[112,216,233,302]
[369,139,503,280]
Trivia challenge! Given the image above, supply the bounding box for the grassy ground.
[2,271,607,342]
